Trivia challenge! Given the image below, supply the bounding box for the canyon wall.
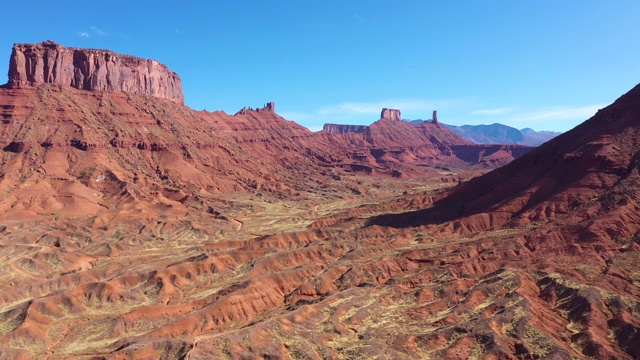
[7,40,184,104]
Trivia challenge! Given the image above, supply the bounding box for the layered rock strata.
[322,124,368,134]
[321,110,534,167]
[7,40,184,104]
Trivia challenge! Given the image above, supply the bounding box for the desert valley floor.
[1,162,639,359]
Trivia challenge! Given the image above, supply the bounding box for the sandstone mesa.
[8,40,184,104]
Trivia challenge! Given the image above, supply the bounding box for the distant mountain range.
[407,120,561,146]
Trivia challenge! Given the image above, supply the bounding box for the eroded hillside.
[0,42,638,359]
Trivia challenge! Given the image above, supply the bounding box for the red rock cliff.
[7,40,184,104]
[381,108,401,121]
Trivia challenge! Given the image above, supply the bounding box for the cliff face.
[7,40,184,104]
[322,124,369,134]
[381,108,401,121]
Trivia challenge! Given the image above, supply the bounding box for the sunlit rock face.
[8,40,184,104]
[381,108,401,121]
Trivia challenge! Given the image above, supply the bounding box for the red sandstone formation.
[317,112,475,176]
[1,42,636,359]
[322,112,534,169]
[374,82,640,234]
[235,101,275,115]
[8,40,184,104]
[362,82,640,358]
[381,107,402,121]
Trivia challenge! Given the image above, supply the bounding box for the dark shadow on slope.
[366,195,466,228]
[368,82,640,229]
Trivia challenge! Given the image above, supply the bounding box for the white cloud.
[175,29,184,35]
[513,104,605,122]
[115,32,132,40]
[278,112,326,132]
[318,98,461,116]
[276,101,605,134]
[276,98,469,132]
[79,32,89,38]
[90,26,109,36]
[354,14,364,22]
[470,107,515,115]
[279,112,319,122]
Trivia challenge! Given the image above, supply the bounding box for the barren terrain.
[0,42,638,359]
[2,169,638,359]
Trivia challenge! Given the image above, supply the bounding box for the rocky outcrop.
[373,81,640,234]
[7,40,184,104]
[320,109,533,168]
[263,101,275,113]
[381,108,401,121]
[235,102,275,115]
[432,110,438,124]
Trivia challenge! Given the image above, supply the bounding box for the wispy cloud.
[278,112,327,132]
[279,112,320,122]
[354,14,364,22]
[278,98,470,132]
[79,32,89,38]
[90,26,109,36]
[281,102,604,133]
[319,98,461,116]
[115,32,132,40]
[470,107,515,115]
[175,29,184,35]
[513,104,605,122]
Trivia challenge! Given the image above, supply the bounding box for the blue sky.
[1,1,639,132]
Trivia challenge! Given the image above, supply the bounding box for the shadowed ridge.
[369,82,640,230]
